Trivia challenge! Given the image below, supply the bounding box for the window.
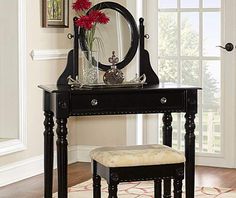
[156,0,221,154]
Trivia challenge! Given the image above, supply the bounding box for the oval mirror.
[79,2,139,71]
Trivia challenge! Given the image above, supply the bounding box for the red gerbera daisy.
[97,12,110,24]
[89,10,110,24]
[72,0,92,11]
[75,15,93,30]
[88,10,100,22]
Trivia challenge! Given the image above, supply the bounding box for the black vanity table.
[40,83,199,198]
[39,2,200,198]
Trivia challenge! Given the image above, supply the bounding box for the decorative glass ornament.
[103,51,124,84]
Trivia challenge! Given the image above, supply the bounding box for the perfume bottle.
[103,51,124,84]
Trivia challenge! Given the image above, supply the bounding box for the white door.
[143,0,236,168]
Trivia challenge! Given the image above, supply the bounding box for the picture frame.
[42,0,69,28]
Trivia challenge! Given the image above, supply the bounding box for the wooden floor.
[0,163,236,198]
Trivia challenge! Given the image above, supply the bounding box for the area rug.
[53,179,236,197]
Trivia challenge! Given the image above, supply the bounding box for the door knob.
[216,43,234,52]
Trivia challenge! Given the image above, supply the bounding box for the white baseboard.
[0,145,98,187]
[70,145,100,163]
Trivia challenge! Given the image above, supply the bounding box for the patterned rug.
[53,179,236,197]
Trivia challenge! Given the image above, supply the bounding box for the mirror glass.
[93,9,131,65]
[79,2,139,71]
[0,0,26,156]
[0,1,19,142]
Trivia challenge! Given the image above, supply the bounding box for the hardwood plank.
[0,162,91,198]
[195,166,236,188]
[0,163,236,198]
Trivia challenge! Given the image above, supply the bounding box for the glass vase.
[78,51,99,84]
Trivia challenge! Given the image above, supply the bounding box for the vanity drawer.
[70,90,186,115]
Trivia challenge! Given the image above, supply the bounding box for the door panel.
[144,0,236,167]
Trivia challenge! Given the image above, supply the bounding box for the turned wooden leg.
[162,112,173,198]
[44,111,54,198]
[174,166,184,198]
[93,161,101,198]
[56,118,68,198]
[154,179,162,198]
[93,175,101,198]
[108,183,118,198]
[162,112,173,147]
[163,179,171,198]
[185,113,196,198]
[174,179,183,198]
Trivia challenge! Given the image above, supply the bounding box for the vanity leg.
[108,182,118,198]
[56,118,68,198]
[154,179,162,198]
[44,111,54,198]
[185,113,196,198]
[162,112,172,198]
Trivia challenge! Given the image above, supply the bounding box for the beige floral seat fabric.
[90,144,185,167]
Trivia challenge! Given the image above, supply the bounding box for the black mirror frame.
[79,1,139,71]
[57,5,159,86]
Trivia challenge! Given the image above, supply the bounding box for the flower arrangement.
[72,0,110,51]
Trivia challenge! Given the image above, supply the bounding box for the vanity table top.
[38,83,201,94]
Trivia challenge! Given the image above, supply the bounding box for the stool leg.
[163,179,171,198]
[154,179,162,198]
[108,183,118,198]
[174,179,183,198]
[93,174,101,198]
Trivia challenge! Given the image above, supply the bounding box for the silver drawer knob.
[160,97,167,104]
[91,99,98,106]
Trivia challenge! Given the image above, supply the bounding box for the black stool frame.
[92,160,184,198]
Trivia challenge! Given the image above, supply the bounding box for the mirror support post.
[139,18,159,85]
[73,17,79,80]
[57,17,79,85]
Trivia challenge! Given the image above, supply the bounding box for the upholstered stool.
[90,144,185,198]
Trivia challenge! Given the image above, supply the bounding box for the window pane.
[158,59,178,83]
[202,110,221,153]
[181,60,200,86]
[181,13,199,56]
[203,0,220,8]
[194,114,200,152]
[171,114,180,149]
[158,13,178,56]
[181,0,199,8]
[203,60,220,107]
[159,0,177,9]
[202,61,221,153]
[203,12,221,57]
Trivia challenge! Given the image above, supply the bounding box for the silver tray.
[68,74,146,89]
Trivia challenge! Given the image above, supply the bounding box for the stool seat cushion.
[90,144,185,167]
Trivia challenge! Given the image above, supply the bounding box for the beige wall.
[0,0,128,166]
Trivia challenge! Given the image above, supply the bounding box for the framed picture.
[42,0,69,28]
